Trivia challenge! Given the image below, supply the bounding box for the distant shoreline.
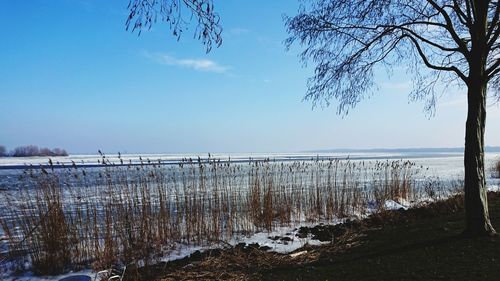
[0,145,68,158]
[305,146,500,153]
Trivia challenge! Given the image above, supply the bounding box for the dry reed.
[0,156,449,275]
[494,158,500,178]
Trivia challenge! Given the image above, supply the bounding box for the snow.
[488,183,500,192]
[229,225,329,253]
[365,198,410,213]
[2,269,94,281]
[160,244,209,263]
[384,199,409,210]
[159,223,331,262]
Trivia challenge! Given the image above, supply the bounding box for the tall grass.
[494,158,500,178]
[0,157,449,274]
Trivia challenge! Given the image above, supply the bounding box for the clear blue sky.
[1,0,499,154]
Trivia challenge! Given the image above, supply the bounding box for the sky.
[0,0,499,154]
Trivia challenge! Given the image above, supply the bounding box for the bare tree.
[12,145,40,157]
[9,145,68,157]
[52,148,68,157]
[126,0,222,52]
[285,0,500,236]
[39,147,53,156]
[0,145,6,157]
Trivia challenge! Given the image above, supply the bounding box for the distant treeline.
[0,145,68,157]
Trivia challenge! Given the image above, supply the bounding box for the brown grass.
[0,156,451,275]
[494,158,500,178]
[152,192,471,281]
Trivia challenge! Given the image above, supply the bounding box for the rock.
[259,245,272,251]
[247,243,260,250]
[189,250,202,261]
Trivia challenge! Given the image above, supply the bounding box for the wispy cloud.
[144,52,230,73]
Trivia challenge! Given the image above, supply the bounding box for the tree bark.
[463,0,496,237]
[463,74,496,237]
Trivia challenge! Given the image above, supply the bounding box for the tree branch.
[487,58,500,77]
[404,34,468,82]
[426,0,470,56]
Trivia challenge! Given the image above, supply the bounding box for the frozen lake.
[0,151,499,190]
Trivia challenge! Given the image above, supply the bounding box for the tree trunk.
[463,79,496,236]
[463,1,495,237]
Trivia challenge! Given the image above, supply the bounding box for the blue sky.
[1,0,499,154]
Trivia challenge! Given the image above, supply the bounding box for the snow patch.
[488,184,500,192]
[384,199,409,210]
[2,269,94,281]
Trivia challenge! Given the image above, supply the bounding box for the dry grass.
[156,247,286,281]
[0,156,450,275]
[153,192,470,281]
[494,158,500,178]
